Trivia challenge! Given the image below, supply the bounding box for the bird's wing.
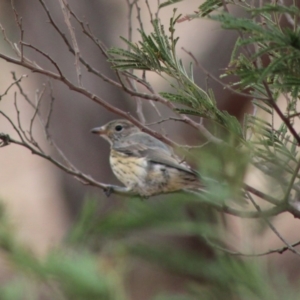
[123,132,172,152]
[112,143,148,156]
[146,148,198,175]
[113,144,197,176]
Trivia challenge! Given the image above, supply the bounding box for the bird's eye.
[115,125,123,132]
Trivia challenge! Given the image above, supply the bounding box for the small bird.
[91,119,201,197]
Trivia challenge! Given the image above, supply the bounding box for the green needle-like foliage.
[109,12,243,139]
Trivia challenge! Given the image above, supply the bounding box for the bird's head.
[91,119,140,145]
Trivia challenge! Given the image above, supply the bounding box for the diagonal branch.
[263,81,300,146]
[58,0,82,86]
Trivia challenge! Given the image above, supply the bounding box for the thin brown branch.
[287,112,300,120]
[155,0,161,19]
[0,22,19,56]
[181,47,268,101]
[125,0,138,46]
[43,0,106,76]
[38,0,120,85]
[247,192,300,256]
[0,133,130,196]
[278,0,297,29]
[0,111,25,143]
[67,5,108,58]
[12,72,35,108]
[22,42,63,77]
[221,0,229,13]
[205,237,300,257]
[0,74,27,100]
[287,203,300,219]
[16,90,44,153]
[29,85,47,140]
[145,0,154,24]
[263,81,300,146]
[124,71,163,117]
[244,183,280,205]
[45,80,55,135]
[13,92,32,145]
[134,1,144,32]
[58,9,127,91]
[11,0,24,61]
[58,0,82,86]
[124,74,146,123]
[134,92,146,123]
[217,203,284,219]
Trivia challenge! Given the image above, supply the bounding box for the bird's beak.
[90,126,106,135]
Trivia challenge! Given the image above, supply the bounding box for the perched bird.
[91,119,201,197]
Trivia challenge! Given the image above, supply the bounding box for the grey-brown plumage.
[91,119,201,197]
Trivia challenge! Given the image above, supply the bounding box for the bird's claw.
[103,186,113,197]
[0,134,10,147]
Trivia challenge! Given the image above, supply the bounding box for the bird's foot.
[103,185,134,197]
[103,185,114,197]
[0,134,10,147]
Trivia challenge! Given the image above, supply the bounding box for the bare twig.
[58,0,82,86]
[45,80,55,135]
[136,97,146,124]
[145,0,154,24]
[221,0,229,13]
[278,0,297,29]
[205,237,300,257]
[283,158,300,204]
[0,111,26,143]
[13,93,31,144]
[67,4,108,58]
[0,74,27,100]
[155,0,161,19]
[12,72,35,108]
[39,0,111,86]
[0,130,131,195]
[22,42,63,77]
[125,0,138,46]
[182,47,268,101]
[128,80,146,123]
[263,81,300,146]
[0,22,19,56]
[124,0,146,123]
[244,183,280,206]
[29,85,47,139]
[217,203,284,219]
[11,0,24,61]
[134,1,144,32]
[247,192,300,256]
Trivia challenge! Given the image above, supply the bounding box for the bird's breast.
[109,149,148,187]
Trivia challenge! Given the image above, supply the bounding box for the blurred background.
[0,0,299,299]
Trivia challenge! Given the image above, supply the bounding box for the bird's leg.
[103,185,114,197]
[0,133,10,147]
[102,184,136,197]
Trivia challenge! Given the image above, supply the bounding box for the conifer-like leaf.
[198,0,223,17]
[159,0,183,9]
